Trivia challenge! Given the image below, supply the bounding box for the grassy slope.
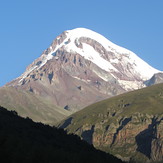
[59,84,163,139]
[64,83,163,128]
[0,87,70,125]
[58,83,163,162]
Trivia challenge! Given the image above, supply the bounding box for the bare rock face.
[60,114,163,162]
[8,52,124,111]
[145,73,163,86]
[150,119,163,161]
[6,28,160,111]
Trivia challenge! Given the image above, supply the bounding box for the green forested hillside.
[59,83,163,162]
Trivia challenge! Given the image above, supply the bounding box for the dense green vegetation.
[0,106,124,163]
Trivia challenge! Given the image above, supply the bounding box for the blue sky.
[0,0,163,86]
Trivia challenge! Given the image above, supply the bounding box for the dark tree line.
[0,106,124,163]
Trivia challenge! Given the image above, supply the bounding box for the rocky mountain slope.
[145,72,163,86]
[58,83,163,162]
[0,106,124,163]
[6,28,160,112]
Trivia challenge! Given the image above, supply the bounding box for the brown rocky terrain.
[7,50,124,111]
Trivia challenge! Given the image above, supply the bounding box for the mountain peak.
[66,28,160,82]
[7,28,161,111]
[66,27,160,78]
[16,27,160,85]
[66,27,132,54]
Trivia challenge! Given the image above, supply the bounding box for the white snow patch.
[110,58,119,64]
[65,43,118,73]
[124,52,160,80]
[72,76,91,83]
[66,28,160,80]
[65,28,160,80]
[92,69,112,82]
[66,28,132,54]
[19,65,37,83]
[118,80,145,90]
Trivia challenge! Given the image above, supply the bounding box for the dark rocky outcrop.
[145,73,163,86]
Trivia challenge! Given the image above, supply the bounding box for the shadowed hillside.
[0,106,124,163]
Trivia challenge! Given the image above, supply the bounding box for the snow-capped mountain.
[7,28,160,111]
